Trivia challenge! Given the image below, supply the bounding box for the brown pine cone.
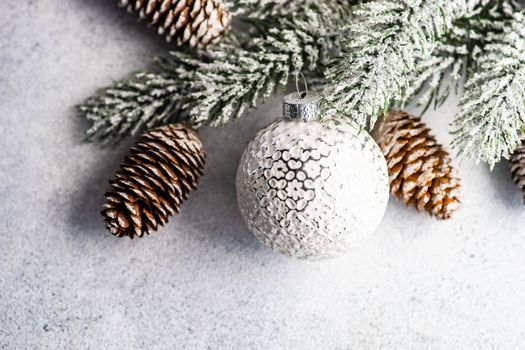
[374,111,461,220]
[510,136,525,203]
[119,0,231,47]
[102,123,206,238]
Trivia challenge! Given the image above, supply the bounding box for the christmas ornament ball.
[235,92,389,259]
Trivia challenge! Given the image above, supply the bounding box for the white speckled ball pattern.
[236,118,389,259]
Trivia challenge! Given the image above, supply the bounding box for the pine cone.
[510,136,525,203]
[119,0,231,47]
[374,111,461,220]
[102,124,206,238]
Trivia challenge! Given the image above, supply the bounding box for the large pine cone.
[510,136,525,203]
[374,111,461,220]
[102,124,206,238]
[119,0,231,47]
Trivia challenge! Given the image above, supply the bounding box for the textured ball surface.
[236,118,389,259]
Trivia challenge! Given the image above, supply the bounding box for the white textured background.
[1,1,525,349]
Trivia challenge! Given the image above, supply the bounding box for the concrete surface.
[1,1,525,349]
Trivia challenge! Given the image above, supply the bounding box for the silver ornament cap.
[283,92,322,122]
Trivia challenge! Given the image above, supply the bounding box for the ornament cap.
[283,92,322,122]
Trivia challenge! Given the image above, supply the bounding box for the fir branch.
[226,0,357,17]
[226,0,302,16]
[405,0,520,111]
[392,1,525,167]
[399,37,468,113]
[79,71,192,143]
[180,8,347,126]
[79,3,351,143]
[324,0,487,128]
[451,3,525,168]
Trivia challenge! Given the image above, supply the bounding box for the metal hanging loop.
[295,71,308,99]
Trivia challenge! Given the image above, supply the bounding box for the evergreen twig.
[78,2,353,144]
[451,2,525,168]
[324,0,487,128]
[79,0,525,168]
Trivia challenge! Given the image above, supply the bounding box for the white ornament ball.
[235,93,389,259]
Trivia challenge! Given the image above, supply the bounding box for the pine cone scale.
[141,155,185,198]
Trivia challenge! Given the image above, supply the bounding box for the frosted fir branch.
[451,4,525,168]
[172,6,347,127]
[225,0,359,17]
[399,40,468,113]
[225,0,304,16]
[396,1,525,167]
[79,73,191,143]
[399,1,522,113]
[79,5,349,143]
[324,0,487,128]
